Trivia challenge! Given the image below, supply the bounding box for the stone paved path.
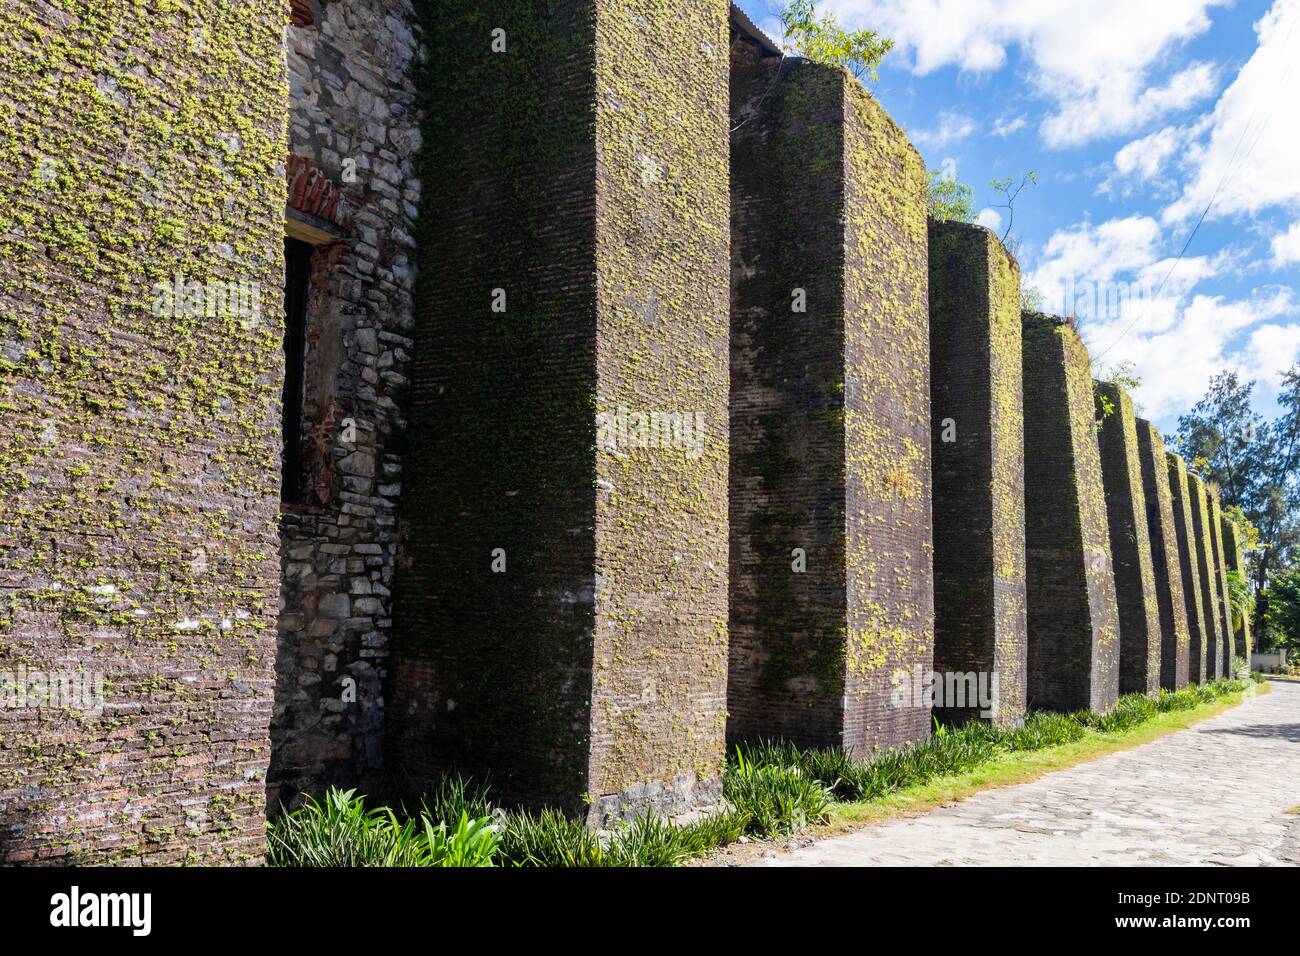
[767,680,1300,866]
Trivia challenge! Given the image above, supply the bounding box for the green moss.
[0,0,287,863]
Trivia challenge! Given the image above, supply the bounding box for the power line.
[1093,6,1299,362]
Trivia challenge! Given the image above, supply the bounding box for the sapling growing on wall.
[779,0,893,79]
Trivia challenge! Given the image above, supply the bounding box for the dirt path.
[761,680,1300,866]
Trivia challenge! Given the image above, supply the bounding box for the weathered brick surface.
[1188,474,1224,681]
[1166,454,1209,684]
[1221,515,1252,660]
[1135,420,1189,690]
[390,0,730,823]
[927,222,1026,725]
[1207,492,1235,674]
[269,0,421,811]
[1095,384,1161,695]
[729,40,932,756]
[0,1,287,863]
[1021,315,1119,713]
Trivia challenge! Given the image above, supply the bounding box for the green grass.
[269,677,1262,867]
[266,788,499,867]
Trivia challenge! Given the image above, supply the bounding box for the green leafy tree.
[1095,359,1142,393]
[780,0,894,80]
[1021,285,1045,313]
[925,168,975,223]
[1260,566,1300,653]
[1178,365,1300,632]
[1176,371,1258,505]
[1224,503,1261,555]
[1226,569,1255,636]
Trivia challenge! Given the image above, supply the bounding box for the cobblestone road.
[767,680,1300,866]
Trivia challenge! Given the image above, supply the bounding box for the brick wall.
[1135,420,1190,690]
[729,40,932,755]
[728,51,848,749]
[0,0,287,863]
[1166,453,1208,684]
[1207,492,1236,670]
[1188,474,1224,681]
[841,68,933,754]
[269,0,421,810]
[1221,514,1252,660]
[1095,383,1161,695]
[1021,315,1119,713]
[389,0,730,824]
[927,222,1026,725]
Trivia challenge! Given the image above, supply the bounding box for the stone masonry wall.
[390,0,730,824]
[1095,383,1161,695]
[1188,474,1224,681]
[0,0,287,863]
[1135,420,1189,690]
[927,221,1026,725]
[1167,453,1208,684]
[1221,514,1252,660]
[1021,315,1119,713]
[269,0,421,810]
[729,40,932,755]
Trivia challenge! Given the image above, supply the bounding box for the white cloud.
[910,109,977,147]
[1163,0,1300,223]
[1026,215,1165,307]
[1040,62,1217,148]
[1023,214,1296,421]
[975,207,1003,232]
[992,114,1027,137]
[1080,288,1298,422]
[1272,222,1300,267]
[1113,127,1185,182]
[1238,320,1300,400]
[818,0,1227,146]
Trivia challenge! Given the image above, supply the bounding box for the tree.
[1092,360,1144,415]
[1175,371,1258,506]
[989,170,1037,246]
[1260,566,1300,653]
[1021,285,1045,312]
[1254,366,1300,588]
[1177,364,1300,632]
[1226,569,1254,637]
[925,168,974,223]
[780,0,893,80]
[1223,504,1261,554]
[1095,359,1142,393]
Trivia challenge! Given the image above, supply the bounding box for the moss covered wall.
[1220,515,1251,659]
[1021,315,1119,713]
[1187,474,1223,681]
[927,221,1025,725]
[841,79,933,752]
[390,0,729,824]
[1095,383,1161,695]
[587,0,730,821]
[0,0,288,863]
[1135,420,1189,690]
[729,40,932,755]
[1166,453,1208,684]
[1206,491,1235,670]
[728,49,848,749]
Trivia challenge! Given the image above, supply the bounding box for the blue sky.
[736,0,1300,433]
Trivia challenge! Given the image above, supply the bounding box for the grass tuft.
[270,679,1255,867]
